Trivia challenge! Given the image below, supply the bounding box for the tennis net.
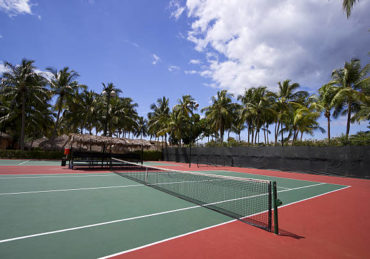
[112,158,274,232]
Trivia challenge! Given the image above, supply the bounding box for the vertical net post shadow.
[273,181,279,234]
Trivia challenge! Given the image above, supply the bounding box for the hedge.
[133,150,163,161]
[0,150,64,159]
[0,149,163,161]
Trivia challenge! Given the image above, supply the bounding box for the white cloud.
[152,54,160,65]
[177,32,186,39]
[123,39,140,48]
[0,62,10,74]
[168,65,180,72]
[184,70,198,75]
[169,0,185,20]
[0,0,33,16]
[35,69,54,81]
[178,0,370,95]
[189,59,201,65]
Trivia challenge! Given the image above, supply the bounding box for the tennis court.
[0,159,368,258]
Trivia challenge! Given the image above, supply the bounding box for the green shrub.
[291,131,370,146]
[0,150,64,159]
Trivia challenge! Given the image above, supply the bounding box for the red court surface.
[0,166,112,175]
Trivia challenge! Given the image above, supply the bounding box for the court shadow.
[277,228,305,239]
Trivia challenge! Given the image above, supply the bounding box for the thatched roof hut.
[0,132,12,150]
[27,134,154,152]
[68,133,151,147]
[67,134,152,153]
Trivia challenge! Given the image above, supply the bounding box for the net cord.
[112,158,270,184]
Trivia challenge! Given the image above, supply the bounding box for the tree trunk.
[52,97,63,141]
[220,123,224,143]
[251,129,254,145]
[247,126,250,144]
[346,100,352,139]
[274,120,280,145]
[326,113,331,142]
[20,91,26,151]
[281,125,284,146]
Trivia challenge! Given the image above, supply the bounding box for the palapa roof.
[0,132,12,139]
[68,133,152,147]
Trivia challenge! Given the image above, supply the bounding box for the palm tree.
[173,95,198,118]
[101,82,122,136]
[331,58,370,139]
[238,87,274,144]
[238,88,254,144]
[148,97,171,144]
[111,97,138,138]
[1,59,48,150]
[272,80,307,145]
[318,83,338,142]
[352,83,370,125]
[80,90,98,135]
[135,117,148,140]
[47,67,86,139]
[202,90,235,143]
[231,114,246,142]
[291,97,324,143]
[343,0,359,18]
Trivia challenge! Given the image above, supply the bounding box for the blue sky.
[0,0,369,140]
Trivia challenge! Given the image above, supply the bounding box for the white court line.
[100,184,351,259]
[0,174,115,180]
[0,179,224,196]
[0,181,337,245]
[277,186,292,190]
[17,160,29,165]
[0,184,143,196]
[201,170,347,187]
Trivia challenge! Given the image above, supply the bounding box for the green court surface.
[142,162,180,166]
[0,159,61,166]
[0,169,348,258]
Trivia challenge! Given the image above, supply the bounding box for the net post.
[268,181,272,232]
[273,181,279,235]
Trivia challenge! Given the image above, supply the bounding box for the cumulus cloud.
[0,62,10,74]
[168,65,180,72]
[0,0,33,16]
[152,54,161,65]
[177,0,370,95]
